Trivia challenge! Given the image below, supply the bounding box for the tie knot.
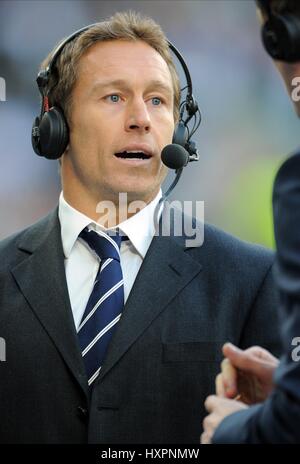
[79,228,122,261]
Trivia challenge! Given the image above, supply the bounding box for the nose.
[125,97,151,133]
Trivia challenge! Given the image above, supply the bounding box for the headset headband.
[37,24,195,117]
[32,22,201,161]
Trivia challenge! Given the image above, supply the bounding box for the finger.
[223,343,278,370]
[221,358,238,397]
[215,373,226,397]
[204,395,218,413]
[246,346,279,365]
[222,342,242,360]
[200,432,211,445]
[222,343,261,374]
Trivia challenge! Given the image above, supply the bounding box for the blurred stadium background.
[0,0,299,248]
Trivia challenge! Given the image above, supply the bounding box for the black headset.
[32,23,201,161]
[257,0,300,62]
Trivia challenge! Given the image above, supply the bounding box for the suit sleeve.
[213,152,300,444]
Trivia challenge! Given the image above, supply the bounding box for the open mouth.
[114,151,152,160]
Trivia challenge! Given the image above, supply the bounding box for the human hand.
[201,395,248,444]
[215,343,279,404]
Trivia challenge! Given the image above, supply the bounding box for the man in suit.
[0,11,280,443]
[201,0,300,444]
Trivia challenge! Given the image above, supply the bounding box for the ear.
[256,6,267,25]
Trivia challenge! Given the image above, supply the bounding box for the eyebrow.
[88,79,173,98]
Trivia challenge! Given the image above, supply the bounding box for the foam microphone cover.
[161,143,189,170]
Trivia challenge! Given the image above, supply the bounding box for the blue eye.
[152,97,161,106]
[109,95,120,102]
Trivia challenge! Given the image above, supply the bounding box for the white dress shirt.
[58,190,162,330]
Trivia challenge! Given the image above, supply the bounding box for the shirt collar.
[58,190,163,259]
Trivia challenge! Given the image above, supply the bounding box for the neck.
[62,181,159,228]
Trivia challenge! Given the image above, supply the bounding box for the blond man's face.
[62,39,175,205]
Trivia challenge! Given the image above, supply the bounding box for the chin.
[102,182,155,202]
[114,177,159,194]
[121,185,152,197]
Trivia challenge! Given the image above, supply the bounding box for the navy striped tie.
[78,227,124,386]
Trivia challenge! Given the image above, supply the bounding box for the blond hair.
[40,11,181,124]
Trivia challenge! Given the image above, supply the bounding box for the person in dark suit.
[0,11,280,444]
[201,0,300,444]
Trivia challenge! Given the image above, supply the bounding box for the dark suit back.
[213,152,300,444]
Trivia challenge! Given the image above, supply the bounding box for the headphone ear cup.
[262,17,285,59]
[37,107,69,160]
[172,121,188,148]
[262,14,300,61]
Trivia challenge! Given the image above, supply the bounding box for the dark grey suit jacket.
[0,206,281,443]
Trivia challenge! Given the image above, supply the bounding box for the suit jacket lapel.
[11,209,88,399]
[98,204,203,382]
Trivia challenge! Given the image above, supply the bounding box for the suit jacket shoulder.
[202,221,274,266]
[188,220,275,299]
[0,208,59,271]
